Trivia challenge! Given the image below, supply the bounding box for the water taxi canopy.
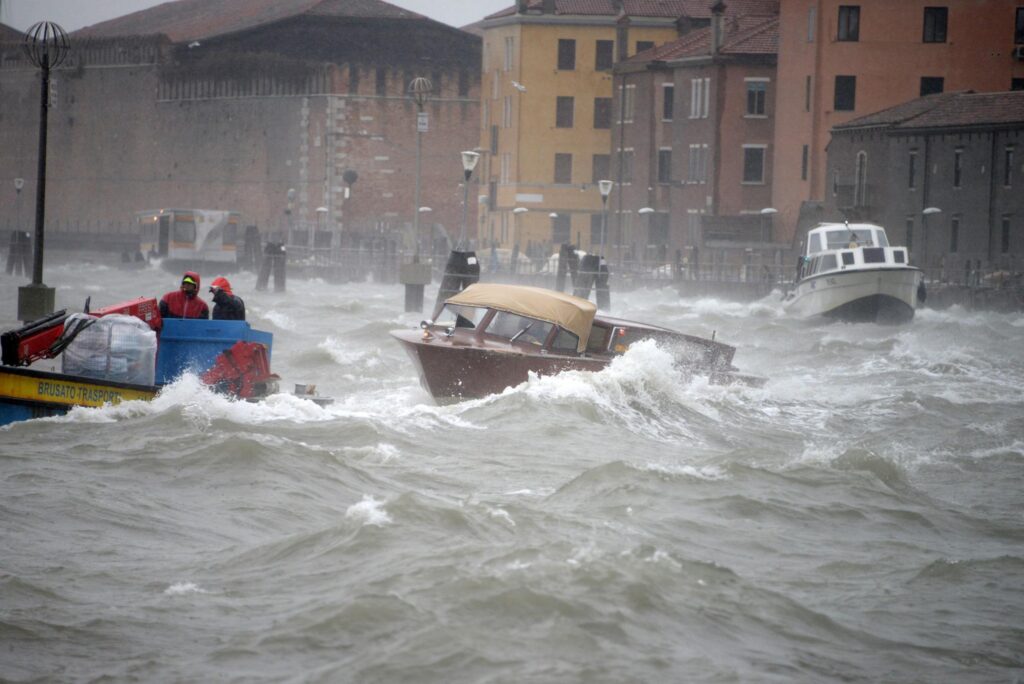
[445,283,597,352]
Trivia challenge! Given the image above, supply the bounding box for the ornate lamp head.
[23,22,70,70]
[408,77,433,108]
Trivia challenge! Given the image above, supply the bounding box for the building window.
[489,180,498,211]
[458,71,469,97]
[592,154,610,183]
[557,39,576,70]
[492,70,499,100]
[1002,215,1012,253]
[595,40,614,71]
[950,214,960,252]
[743,146,766,184]
[905,216,915,253]
[375,67,387,95]
[1014,78,1024,91]
[923,7,948,43]
[504,37,514,71]
[855,151,867,206]
[746,79,767,116]
[503,95,512,128]
[834,75,856,111]
[552,215,571,244]
[953,148,963,188]
[801,144,809,181]
[920,77,944,96]
[556,96,574,128]
[1004,146,1014,187]
[663,84,674,121]
[649,213,669,246]
[805,75,812,111]
[1017,8,1024,43]
[838,6,860,41]
[636,41,655,55]
[348,65,360,94]
[490,125,499,154]
[908,149,917,189]
[618,149,634,184]
[500,153,512,184]
[687,144,709,183]
[593,97,612,129]
[690,78,710,118]
[619,84,636,122]
[807,6,816,42]
[658,149,672,183]
[554,153,572,183]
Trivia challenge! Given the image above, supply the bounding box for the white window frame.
[501,153,512,184]
[503,95,512,128]
[661,83,675,122]
[504,36,514,72]
[619,84,636,123]
[744,78,769,118]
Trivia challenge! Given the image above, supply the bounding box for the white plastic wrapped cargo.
[61,314,158,385]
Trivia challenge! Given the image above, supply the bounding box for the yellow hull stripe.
[0,370,157,409]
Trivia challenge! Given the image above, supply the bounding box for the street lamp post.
[595,180,614,309]
[759,207,777,243]
[512,207,527,274]
[17,21,69,323]
[432,151,481,316]
[638,207,654,266]
[409,77,432,260]
[922,206,941,278]
[399,77,433,313]
[458,150,481,249]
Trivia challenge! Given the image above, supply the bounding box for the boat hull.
[0,366,158,426]
[391,330,605,401]
[784,267,921,324]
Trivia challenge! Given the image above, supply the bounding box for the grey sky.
[2,0,510,32]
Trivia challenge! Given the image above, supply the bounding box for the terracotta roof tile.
[624,15,777,62]
[74,0,428,43]
[487,0,777,20]
[836,91,1024,131]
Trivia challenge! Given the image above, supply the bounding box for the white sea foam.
[164,581,206,596]
[261,310,296,331]
[345,495,392,526]
[318,337,383,371]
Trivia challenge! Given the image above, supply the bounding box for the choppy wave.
[2,265,1023,682]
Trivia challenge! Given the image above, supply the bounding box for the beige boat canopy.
[446,283,597,352]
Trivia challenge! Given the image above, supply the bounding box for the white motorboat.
[783,222,924,324]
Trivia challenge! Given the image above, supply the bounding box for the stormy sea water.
[1,260,1023,683]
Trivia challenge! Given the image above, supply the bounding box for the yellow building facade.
[478,9,685,255]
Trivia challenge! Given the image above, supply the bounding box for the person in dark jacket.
[159,271,210,320]
[209,276,246,321]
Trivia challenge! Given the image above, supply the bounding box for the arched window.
[854,151,868,206]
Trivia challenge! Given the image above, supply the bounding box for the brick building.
[612,7,779,273]
[0,0,480,251]
[477,0,778,258]
[825,90,1024,280]
[773,0,1024,246]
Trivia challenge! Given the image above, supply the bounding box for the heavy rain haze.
[1,0,509,31]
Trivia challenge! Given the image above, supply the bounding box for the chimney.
[616,15,630,62]
[710,0,726,55]
[518,0,529,13]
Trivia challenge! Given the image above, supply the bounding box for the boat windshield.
[824,229,878,250]
[486,311,553,346]
[436,304,486,329]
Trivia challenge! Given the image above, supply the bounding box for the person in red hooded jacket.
[208,276,246,321]
[159,271,210,319]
